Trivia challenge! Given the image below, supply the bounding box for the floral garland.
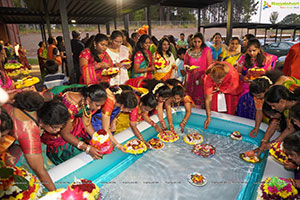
[0,163,42,200]
[260,177,299,200]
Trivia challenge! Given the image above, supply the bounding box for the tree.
[269,11,279,24]
[240,0,259,22]
[279,13,300,25]
[201,0,258,24]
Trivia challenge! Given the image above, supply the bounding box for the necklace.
[81,100,92,126]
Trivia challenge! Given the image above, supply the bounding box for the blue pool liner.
[54,111,267,200]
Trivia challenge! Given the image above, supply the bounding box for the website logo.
[263,1,272,9]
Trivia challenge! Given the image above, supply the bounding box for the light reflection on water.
[101,127,257,200]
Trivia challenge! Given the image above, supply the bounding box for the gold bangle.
[77,141,84,150]
[261,139,268,143]
[85,145,91,153]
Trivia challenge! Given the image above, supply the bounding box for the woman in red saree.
[184,32,213,107]
[203,62,242,129]
[79,34,113,85]
[283,42,300,80]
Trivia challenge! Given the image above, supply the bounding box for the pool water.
[54,111,268,200]
[100,127,258,200]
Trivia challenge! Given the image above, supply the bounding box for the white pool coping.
[47,107,294,199]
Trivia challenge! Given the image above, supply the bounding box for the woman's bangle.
[85,145,91,153]
[116,143,122,148]
[182,119,187,124]
[261,139,268,143]
[149,120,156,127]
[77,141,84,150]
[160,120,166,125]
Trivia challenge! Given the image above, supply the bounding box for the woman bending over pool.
[249,70,300,137]
[264,85,300,142]
[164,79,194,132]
[92,85,138,152]
[42,85,107,164]
[203,62,242,129]
[126,77,172,131]
[253,102,287,156]
[3,92,70,191]
[283,131,300,188]
[128,92,158,146]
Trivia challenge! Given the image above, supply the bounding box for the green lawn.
[28,57,38,65]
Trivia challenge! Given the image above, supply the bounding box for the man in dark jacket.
[71,30,84,83]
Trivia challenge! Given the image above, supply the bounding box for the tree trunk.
[166,7,170,22]
[160,6,164,22]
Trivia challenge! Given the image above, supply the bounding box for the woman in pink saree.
[184,32,213,107]
[79,33,113,85]
[236,38,277,119]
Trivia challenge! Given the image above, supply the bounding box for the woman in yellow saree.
[219,37,241,66]
[153,37,176,81]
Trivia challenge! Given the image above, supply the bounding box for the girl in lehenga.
[91,85,139,150]
[131,34,155,79]
[108,86,159,146]
[164,79,195,132]
[41,85,111,165]
[248,70,300,137]
[79,34,114,85]
[126,77,172,131]
[184,32,213,107]
[218,37,241,65]
[236,38,277,119]
[153,37,177,81]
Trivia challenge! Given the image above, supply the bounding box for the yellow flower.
[30,192,36,199]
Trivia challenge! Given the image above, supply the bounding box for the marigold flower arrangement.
[158,130,179,143]
[124,139,147,155]
[153,55,168,69]
[0,161,42,200]
[259,177,299,200]
[89,129,113,154]
[269,142,288,164]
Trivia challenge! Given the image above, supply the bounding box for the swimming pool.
[46,108,288,200]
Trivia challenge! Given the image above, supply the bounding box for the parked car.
[263,42,294,57]
[274,56,286,71]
